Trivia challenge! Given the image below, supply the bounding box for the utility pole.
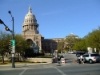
[8,10,15,68]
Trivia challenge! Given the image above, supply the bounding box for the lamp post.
[8,11,14,40]
[8,10,15,68]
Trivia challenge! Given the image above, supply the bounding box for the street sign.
[10,40,15,53]
[11,46,15,53]
[11,40,15,46]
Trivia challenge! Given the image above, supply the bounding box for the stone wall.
[26,58,52,63]
[2,57,52,63]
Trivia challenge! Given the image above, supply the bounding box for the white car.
[83,53,100,64]
[68,51,73,54]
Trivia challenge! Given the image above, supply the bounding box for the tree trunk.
[2,55,4,63]
[18,53,20,61]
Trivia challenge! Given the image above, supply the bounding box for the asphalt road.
[0,53,100,75]
[0,63,100,75]
[63,53,77,63]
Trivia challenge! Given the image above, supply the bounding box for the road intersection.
[0,54,100,75]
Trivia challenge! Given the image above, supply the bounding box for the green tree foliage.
[86,29,100,53]
[73,39,87,51]
[73,27,100,53]
[0,31,30,62]
[14,34,30,61]
[0,30,12,63]
[57,40,64,52]
[15,34,30,53]
[65,35,80,51]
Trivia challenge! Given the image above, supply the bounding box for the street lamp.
[0,19,12,33]
[8,10,15,68]
[0,19,10,29]
[8,10,14,40]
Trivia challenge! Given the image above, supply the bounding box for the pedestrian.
[77,55,81,64]
[80,54,84,64]
[58,56,61,64]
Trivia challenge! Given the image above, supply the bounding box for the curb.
[0,62,52,67]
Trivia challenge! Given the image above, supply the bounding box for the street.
[0,54,100,75]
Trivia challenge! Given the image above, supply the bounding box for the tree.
[0,30,12,63]
[15,34,30,61]
[0,32,30,62]
[86,28,100,53]
[15,34,29,53]
[73,38,87,51]
[57,40,64,53]
[65,34,80,51]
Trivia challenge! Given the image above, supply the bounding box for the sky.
[0,0,100,39]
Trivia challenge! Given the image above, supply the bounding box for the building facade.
[22,7,79,53]
[22,7,43,53]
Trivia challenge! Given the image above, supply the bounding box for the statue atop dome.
[28,6,32,13]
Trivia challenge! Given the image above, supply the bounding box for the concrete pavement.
[0,53,78,70]
[0,63,100,75]
[0,62,72,71]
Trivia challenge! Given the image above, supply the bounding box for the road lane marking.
[54,67,67,75]
[19,68,27,75]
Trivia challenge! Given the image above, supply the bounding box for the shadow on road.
[65,59,74,63]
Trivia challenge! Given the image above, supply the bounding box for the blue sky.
[0,0,100,39]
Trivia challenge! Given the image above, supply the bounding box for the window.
[84,55,89,57]
[91,54,99,57]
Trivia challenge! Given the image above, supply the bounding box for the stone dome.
[66,33,79,39]
[24,7,37,25]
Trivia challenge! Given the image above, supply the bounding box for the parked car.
[83,53,100,64]
[68,51,73,54]
[76,52,85,57]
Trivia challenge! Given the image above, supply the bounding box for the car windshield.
[91,54,99,56]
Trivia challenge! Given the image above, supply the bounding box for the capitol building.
[22,7,79,53]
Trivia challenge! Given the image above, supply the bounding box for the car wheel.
[89,59,93,64]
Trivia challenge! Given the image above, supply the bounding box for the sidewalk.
[0,62,76,71]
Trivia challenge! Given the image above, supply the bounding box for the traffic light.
[8,40,12,50]
[8,40,15,53]
[5,27,10,31]
[8,40,12,54]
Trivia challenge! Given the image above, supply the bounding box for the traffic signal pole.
[9,11,15,68]
[11,16,15,68]
[0,11,15,68]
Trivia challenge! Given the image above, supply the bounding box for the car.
[68,51,74,54]
[76,52,85,57]
[83,53,100,64]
